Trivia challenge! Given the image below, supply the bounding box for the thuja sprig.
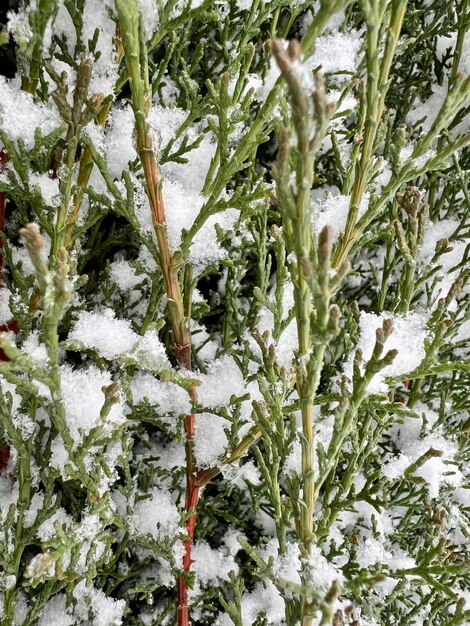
[393,186,429,313]
[18,0,59,94]
[179,0,352,252]
[333,0,409,267]
[1,225,109,491]
[314,320,398,533]
[46,57,104,258]
[269,39,349,625]
[342,70,470,266]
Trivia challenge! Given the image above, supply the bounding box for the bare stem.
[114,2,198,623]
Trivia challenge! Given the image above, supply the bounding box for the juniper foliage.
[0,1,469,625]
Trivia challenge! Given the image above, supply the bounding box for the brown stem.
[178,433,200,625]
[114,6,203,620]
[135,99,199,626]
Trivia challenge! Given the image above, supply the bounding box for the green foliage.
[0,1,469,625]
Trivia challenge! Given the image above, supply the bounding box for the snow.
[6,6,33,46]
[51,4,76,55]
[217,580,285,626]
[128,487,181,541]
[59,363,126,442]
[130,372,192,417]
[72,579,126,626]
[231,459,262,488]
[408,81,470,137]
[437,31,470,74]
[308,544,345,589]
[419,218,467,302]
[37,507,74,541]
[306,30,362,74]
[192,541,238,586]
[407,83,447,133]
[249,279,298,369]
[235,0,253,10]
[197,355,246,408]
[109,258,142,291]
[30,172,61,207]
[134,328,171,371]
[382,405,463,497]
[0,287,13,324]
[37,595,74,626]
[12,592,29,626]
[399,144,436,169]
[105,104,137,179]
[0,76,62,149]
[138,0,160,40]
[355,536,390,568]
[162,179,204,247]
[312,188,369,242]
[68,308,140,358]
[68,307,169,369]
[81,0,119,97]
[264,539,302,586]
[153,107,217,195]
[344,311,429,393]
[0,376,22,416]
[22,331,50,366]
[189,208,240,271]
[194,412,229,468]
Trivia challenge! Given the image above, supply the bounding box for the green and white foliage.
[0,0,469,625]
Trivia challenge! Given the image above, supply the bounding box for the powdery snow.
[306,30,362,74]
[344,311,429,393]
[128,487,181,541]
[59,363,126,442]
[109,258,143,292]
[0,76,62,149]
[37,595,74,626]
[194,412,229,468]
[68,307,169,369]
[197,355,246,408]
[382,404,463,497]
[72,579,126,626]
[130,372,192,417]
[217,579,285,626]
[312,188,369,242]
[192,541,238,587]
[0,287,13,324]
[420,218,468,303]
[105,104,138,179]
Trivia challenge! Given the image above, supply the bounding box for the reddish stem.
[177,469,200,626]
[177,378,200,626]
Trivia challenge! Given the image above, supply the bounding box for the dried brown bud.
[382,318,394,337]
[287,39,301,62]
[19,223,44,250]
[396,186,423,215]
